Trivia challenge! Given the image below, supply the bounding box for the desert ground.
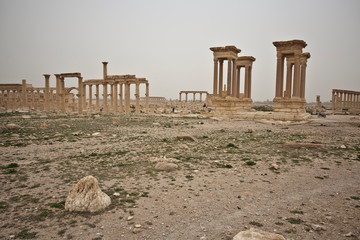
[0,112,359,240]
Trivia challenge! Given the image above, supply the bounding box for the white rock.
[134,224,141,228]
[233,228,285,240]
[113,192,120,196]
[92,132,101,136]
[127,216,134,221]
[340,145,346,149]
[65,175,111,212]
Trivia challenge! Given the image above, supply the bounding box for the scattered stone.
[134,224,141,228]
[344,232,353,237]
[94,114,101,118]
[176,135,197,141]
[92,132,101,136]
[127,216,134,221]
[310,224,325,231]
[113,192,120,197]
[22,115,31,119]
[132,228,143,234]
[149,157,180,163]
[11,134,19,138]
[72,131,81,136]
[271,163,279,170]
[246,129,254,133]
[283,142,323,149]
[340,145,347,149]
[6,124,21,130]
[152,122,160,126]
[39,123,49,130]
[59,124,70,128]
[111,118,121,125]
[155,162,179,171]
[65,175,111,212]
[233,228,285,240]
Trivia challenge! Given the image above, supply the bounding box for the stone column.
[50,90,54,110]
[95,84,99,111]
[332,90,335,114]
[193,93,196,105]
[30,90,34,109]
[300,61,307,99]
[145,83,149,113]
[43,75,50,111]
[227,58,232,95]
[236,67,241,98]
[119,83,123,113]
[232,59,237,97]
[114,82,118,113]
[200,93,202,104]
[82,84,86,111]
[135,83,140,114]
[244,66,250,98]
[110,83,114,112]
[103,83,108,114]
[55,74,60,112]
[102,62,108,79]
[179,92,182,108]
[36,90,41,111]
[88,84,92,113]
[213,59,218,95]
[339,92,343,110]
[219,60,224,96]
[11,90,15,111]
[185,93,188,109]
[285,61,292,98]
[292,53,301,98]
[78,77,83,115]
[22,79,28,109]
[60,78,66,114]
[275,53,284,98]
[124,82,131,114]
[248,66,252,99]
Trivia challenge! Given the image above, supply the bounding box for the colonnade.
[178,91,208,108]
[332,89,360,112]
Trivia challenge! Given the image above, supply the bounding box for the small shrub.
[286,217,304,224]
[245,161,256,166]
[249,221,263,227]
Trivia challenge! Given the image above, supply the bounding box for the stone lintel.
[210,46,241,54]
[106,74,136,80]
[302,52,311,59]
[273,40,307,49]
[237,56,256,62]
[180,91,208,94]
[59,73,82,78]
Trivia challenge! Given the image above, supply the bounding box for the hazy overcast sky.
[0,0,359,101]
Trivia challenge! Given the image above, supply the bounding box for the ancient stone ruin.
[332,89,360,114]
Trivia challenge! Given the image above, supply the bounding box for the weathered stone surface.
[39,123,49,130]
[6,124,21,130]
[65,175,111,212]
[154,162,179,171]
[176,135,197,141]
[283,142,323,149]
[233,228,285,240]
[111,118,121,125]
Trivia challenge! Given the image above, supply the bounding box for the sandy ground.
[0,112,359,240]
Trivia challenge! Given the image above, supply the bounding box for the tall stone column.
[227,58,232,95]
[22,79,28,109]
[193,93,196,105]
[119,83,123,113]
[219,60,224,96]
[95,84,99,111]
[55,74,60,112]
[292,53,301,98]
[102,62,108,79]
[78,77,83,115]
[60,78,66,114]
[236,67,241,98]
[285,61,292,98]
[88,84,92,113]
[43,75,50,111]
[185,93,188,109]
[110,83,114,112]
[103,83,108,114]
[232,59,237,97]
[124,82,131,114]
[200,93,202,104]
[339,92,343,110]
[114,82,118,113]
[50,90,54,110]
[248,66,252,99]
[145,83,149,113]
[300,61,307,99]
[135,83,140,114]
[213,59,218,95]
[82,84,86,111]
[36,90,41,111]
[179,92,182,108]
[244,66,250,98]
[331,90,335,114]
[275,53,284,98]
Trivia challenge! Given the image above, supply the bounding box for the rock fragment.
[233,228,285,240]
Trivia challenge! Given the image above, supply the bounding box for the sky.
[0,0,359,102]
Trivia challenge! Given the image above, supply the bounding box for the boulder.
[6,124,21,130]
[155,162,179,171]
[233,228,285,240]
[65,175,111,212]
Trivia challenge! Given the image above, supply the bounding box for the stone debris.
[127,216,134,221]
[310,224,326,231]
[92,132,101,136]
[154,162,179,171]
[132,228,143,234]
[149,157,180,163]
[65,175,111,212]
[176,135,197,141]
[233,228,285,240]
[39,123,49,130]
[271,163,279,170]
[111,118,121,125]
[283,142,323,149]
[340,145,347,149]
[59,124,70,128]
[6,124,21,130]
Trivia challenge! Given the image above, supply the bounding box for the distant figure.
[100,107,103,112]
[318,112,326,118]
[172,107,175,113]
[203,103,207,108]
